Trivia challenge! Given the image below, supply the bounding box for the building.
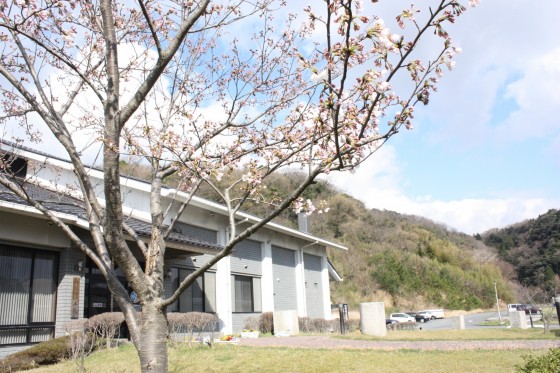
[0,141,346,358]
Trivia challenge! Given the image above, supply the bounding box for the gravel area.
[238,335,560,351]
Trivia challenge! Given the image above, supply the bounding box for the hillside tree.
[0,0,478,371]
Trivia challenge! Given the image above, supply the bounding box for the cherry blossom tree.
[0,0,478,371]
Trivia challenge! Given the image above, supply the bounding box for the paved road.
[419,311,498,331]
[419,311,553,331]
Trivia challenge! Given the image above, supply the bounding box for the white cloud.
[494,48,560,141]
[410,0,560,151]
[327,145,560,234]
[327,145,402,193]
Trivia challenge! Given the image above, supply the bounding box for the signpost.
[338,303,348,335]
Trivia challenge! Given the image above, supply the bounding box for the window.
[168,268,216,313]
[1,154,27,178]
[173,223,217,244]
[0,245,58,346]
[231,275,261,313]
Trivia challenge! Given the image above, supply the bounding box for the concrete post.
[509,310,528,329]
[451,315,465,330]
[359,302,386,337]
[273,310,299,336]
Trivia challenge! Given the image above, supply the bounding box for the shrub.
[0,336,70,372]
[87,312,125,349]
[63,318,96,372]
[258,312,274,334]
[517,348,560,373]
[298,317,358,334]
[184,312,218,346]
[329,318,342,333]
[330,318,360,333]
[345,318,360,332]
[167,312,218,346]
[243,316,260,332]
[299,317,312,333]
[167,312,184,343]
[312,318,331,333]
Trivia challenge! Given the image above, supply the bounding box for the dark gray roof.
[0,179,222,251]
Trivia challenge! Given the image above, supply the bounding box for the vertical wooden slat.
[71,277,81,319]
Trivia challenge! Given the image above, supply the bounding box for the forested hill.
[310,193,513,310]
[482,209,560,292]
[121,162,514,311]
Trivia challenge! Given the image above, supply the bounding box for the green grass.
[23,329,558,373]
[24,343,547,373]
[337,328,560,341]
[24,330,557,373]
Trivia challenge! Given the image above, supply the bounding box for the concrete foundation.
[359,302,387,337]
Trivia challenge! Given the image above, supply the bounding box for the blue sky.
[328,0,560,234]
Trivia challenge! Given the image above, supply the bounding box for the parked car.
[416,311,436,320]
[418,309,445,319]
[516,304,542,315]
[507,303,523,313]
[388,313,416,323]
[404,311,430,323]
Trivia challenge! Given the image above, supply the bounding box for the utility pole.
[494,282,502,322]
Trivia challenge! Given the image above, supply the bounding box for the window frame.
[231,274,261,313]
[168,267,216,314]
[0,244,59,347]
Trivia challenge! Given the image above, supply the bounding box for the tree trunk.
[132,304,169,372]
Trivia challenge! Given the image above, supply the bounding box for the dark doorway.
[83,260,128,318]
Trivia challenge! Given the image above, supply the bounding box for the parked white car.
[418,309,445,319]
[388,313,416,323]
[507,303,523,313]
[417,311,436,320]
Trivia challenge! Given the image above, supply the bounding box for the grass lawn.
[338,328,560,341]
[26,339,551,373]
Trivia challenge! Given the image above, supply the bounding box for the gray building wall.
[174,222,217,244]
[271,246,297,311]
[0,202,336,359]
[303,253,324,318]
[232,313,256,333]
[231,239,262,276]
[230,239,263,333]
[54,247,85,337]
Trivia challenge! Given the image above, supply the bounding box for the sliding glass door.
[0,245,58,346]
